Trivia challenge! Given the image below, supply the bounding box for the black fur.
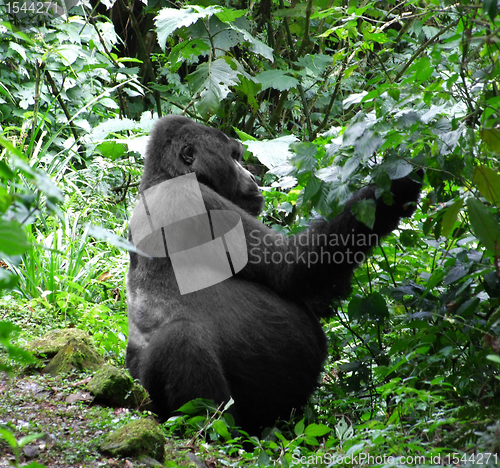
[126,115,422,434]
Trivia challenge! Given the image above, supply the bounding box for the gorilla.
[126,114,422,434]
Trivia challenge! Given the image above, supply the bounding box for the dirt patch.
[0,370,150,467]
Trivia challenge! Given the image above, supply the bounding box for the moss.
[87,365,150,409]
[28,329,94,357]
[42,337,104,375]
[99,418,165,461]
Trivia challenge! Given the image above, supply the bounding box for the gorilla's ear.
[180,144,195,165]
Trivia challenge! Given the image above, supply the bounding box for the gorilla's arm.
[229,172,422,304]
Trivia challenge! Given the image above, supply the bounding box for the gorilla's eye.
[231,149,242,162]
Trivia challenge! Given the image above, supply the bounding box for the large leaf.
[351,198,376,230]
[226,24,274,61]
[244,135,298,169]
[473,165,500,206]
[0,219,30,256]
[441,198,463,238]
[254,70,299,92]
[188,59,240,116]
[466,198,500,254]
[348,292,389,322]
[155,6,221,50]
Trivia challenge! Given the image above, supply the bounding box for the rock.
[87,365,150,409]
[99,419,165,461]
[41,336,104,375]
[28,329,92,357]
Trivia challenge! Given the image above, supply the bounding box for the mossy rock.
[28,329,93,358]
[99,418,165,461]
[41,336,104,375]
[87,365,150,409]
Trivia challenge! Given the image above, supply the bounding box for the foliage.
[1,0,500,465]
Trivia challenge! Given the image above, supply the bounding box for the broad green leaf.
[294,418,305,436]
[343,91,368,108]
[188,59,240,117]
[0,186,12,214]
[487,354,500,364]
[411,56,432,82]
[211,420,231,440]
[352,198,376,230]
[304,423,330,437]
[0,219,30,256]
[254,70,299,92]
[474,165,500,206]
[155,6,221,50]
[235,76,261,111]
[86,225,138,252]
[441,198,463,237]
[290,142,318,172]
[348,292,389,321]
[9,42,27,61]
[384,159,413,180]
[483,0,498,21]
[97,141,126,160]
[233,128,257,142]
[0,427,17,448]
[466,197,500,254]
[0,269,18,290]
[244,135,297,169]
[227,24,274,61]
[168,39,210,72]
[302,176,322,205]
[364,32,389,43]
[215,7,246,23]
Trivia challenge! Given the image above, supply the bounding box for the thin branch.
[394,21,458,82]
[44,70,79,143]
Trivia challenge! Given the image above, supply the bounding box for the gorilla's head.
[141,115,265,216]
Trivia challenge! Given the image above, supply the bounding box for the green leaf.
[0,427,17,448]
[155,6,221,50]
[383,159,413,179]
[168,39,210,72]
[215,7,247,23]
[235,76,262,111]
[0,219,30,256]
[188,59,240,117]
[254,70,299,92]
[483,0,498,21]
[290,142,318,172]
[0,269,18,290]
[411,56,432,82]
[18,433,46,448]
[294,418,305,436]
[364,32,389,43]
[351,198,376,230]
[473,165,500,206]
[211,420,231,440]
[348,292,389,321]
[441,198,463,237]
[233,128,257,142]
[487,354,500,364]
[304,423,330,437]
[466,198,500,254]
[226,24,274,61]
[86,225,137,252]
